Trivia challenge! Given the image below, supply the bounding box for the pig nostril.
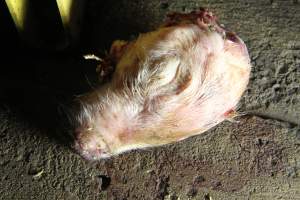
[74,128,88,141]
[74,140,84,151]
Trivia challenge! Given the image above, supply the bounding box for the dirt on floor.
[0,0,299,200]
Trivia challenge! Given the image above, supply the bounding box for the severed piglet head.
[73,8,251,160]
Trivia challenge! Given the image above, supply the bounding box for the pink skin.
[73,8,251,160]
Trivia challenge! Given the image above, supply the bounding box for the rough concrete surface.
[0,0,299,199]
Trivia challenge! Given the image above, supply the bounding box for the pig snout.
[73,9,251,160]
[73,127,111,160]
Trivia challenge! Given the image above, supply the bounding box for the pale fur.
[74,23,251,160]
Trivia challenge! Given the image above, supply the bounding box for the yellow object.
[56,0,85,45]
[5,0,28,32]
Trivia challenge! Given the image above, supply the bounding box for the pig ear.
[95,40,129,83]
[165,60,192,95]
[146,57,192,97]
[109,40,129,61]
[149,58,180,88]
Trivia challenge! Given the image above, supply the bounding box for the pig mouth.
[74,139,111,160]
[74,141,111,160]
